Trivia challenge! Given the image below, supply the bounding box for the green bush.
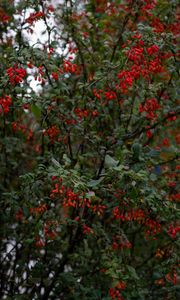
[0,0,179,299]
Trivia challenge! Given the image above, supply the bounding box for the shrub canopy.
[0,0,179,299]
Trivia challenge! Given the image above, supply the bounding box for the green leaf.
[63,154,71,166]
[23,206,29,217]
[126,265,139,280]
[132,142,141,159]
[105,154,119,168]
[51,157,61,168]
[87,177,104,187]
[25,238,34,244]
[31,104,41,119]
[150,173,157,181]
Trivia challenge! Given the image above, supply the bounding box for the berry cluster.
[7,66,26,85]
[0,95,12,114]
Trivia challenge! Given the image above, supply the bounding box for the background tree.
[0,0,179,299]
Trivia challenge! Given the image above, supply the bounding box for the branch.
[110,0,139,62]
[122,108,180,141]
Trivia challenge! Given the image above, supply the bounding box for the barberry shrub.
[0,0,179,299]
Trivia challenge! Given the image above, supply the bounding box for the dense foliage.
[0,0,180,299]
